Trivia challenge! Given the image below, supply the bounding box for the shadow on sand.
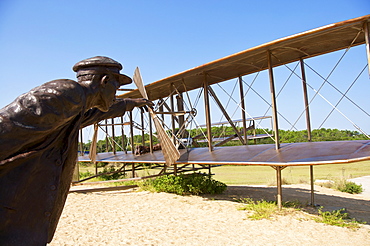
[203,185,370,224]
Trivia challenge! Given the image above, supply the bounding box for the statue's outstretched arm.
[80,98,153,128]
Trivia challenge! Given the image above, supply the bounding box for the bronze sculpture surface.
[0,56,152,245]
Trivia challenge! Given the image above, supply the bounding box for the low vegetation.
[139,173,227,195]
[237,198,303,220]
[237,198,364,229]
[315,207,364,229]
[318,179,363,194]
[336,180,363,194]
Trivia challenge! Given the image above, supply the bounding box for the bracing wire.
[281,60,370,139]
[319,64,369,128]
[227,71,262,120]
[212,81,276,143]
[218,79,238,122]
[98,125,125,151]
[259,61,300,130]
[285,29,364,130]
[305,62,370,118]
[240,78,297,130]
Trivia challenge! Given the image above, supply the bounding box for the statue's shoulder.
[41,79,83,93]
[33,79,86,105]
[17,79,87,119]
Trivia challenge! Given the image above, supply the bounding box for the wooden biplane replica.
[77,15,370,208]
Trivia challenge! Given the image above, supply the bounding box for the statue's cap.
[73,56,132,85]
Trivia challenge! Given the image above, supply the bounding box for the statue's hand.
[133,98,154,108]
[123,98,154,111]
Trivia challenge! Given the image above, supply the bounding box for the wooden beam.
[239,76,248,144]
[170,93,176,142]
[203,73,213,152]
[177,93,185,134]
[267,50,280,150]
[70,185,138,193]
[159,99,165,126]
[300,58,312,142]
[364,20,370,76]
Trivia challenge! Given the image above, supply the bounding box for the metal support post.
[129,111,134,153]
[105,119,109,152]
[111,118,116,154]
[120,116,127,154]
[276,166,283,210]
[310,165,315,206]
[140,108,145,146]
[174,164,178,176]
[149,110,153,153]
[132,163,135,178]
[79,129,84,156]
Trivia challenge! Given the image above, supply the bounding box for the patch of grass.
[101,180,139,187]
[237,198,365,228]
[79,170,95,180]
[139,173,227,195]
[315,207,364,229]
[238,198,277,220]
[237,198,303,220]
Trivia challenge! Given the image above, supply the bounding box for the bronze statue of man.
[0,56,153,245]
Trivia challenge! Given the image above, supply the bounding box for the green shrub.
[140,173,227,195]
[336,181,363,194]
[79,170,94,179]
[98,166,126,180]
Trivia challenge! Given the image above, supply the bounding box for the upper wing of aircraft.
[118,15,370,101]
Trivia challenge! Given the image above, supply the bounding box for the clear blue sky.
[0,0,369,134]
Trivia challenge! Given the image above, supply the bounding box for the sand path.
[49,184,370,246]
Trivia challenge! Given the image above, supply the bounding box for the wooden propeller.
[133,67,180,166]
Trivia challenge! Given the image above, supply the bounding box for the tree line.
[80,127,368,153]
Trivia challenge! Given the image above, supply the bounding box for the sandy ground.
[48,183,370,246]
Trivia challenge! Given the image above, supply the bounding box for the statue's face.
[94,73,120,112]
